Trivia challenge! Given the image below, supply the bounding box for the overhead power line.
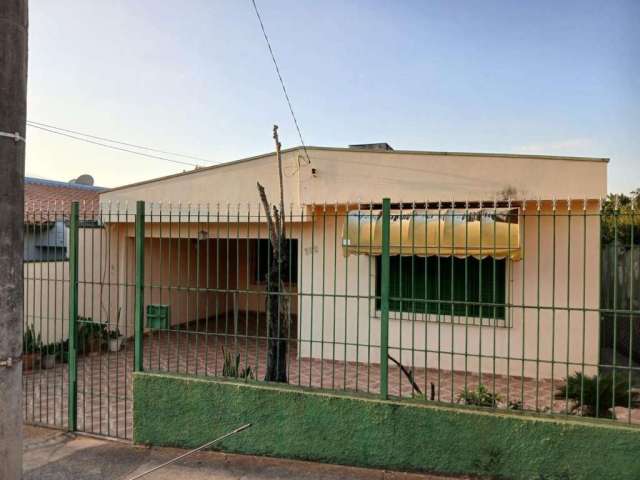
[27,120,215,164]
[250,0,311,166]
[27,123,210,168]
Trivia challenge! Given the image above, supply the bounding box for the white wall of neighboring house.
[23,228,104,345]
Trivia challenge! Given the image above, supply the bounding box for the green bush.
[458,384,501,407]
[221,348,254,379]
[556,372,639,418]
[601,191,640,245]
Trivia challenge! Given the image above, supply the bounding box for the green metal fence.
[22,196,640,439]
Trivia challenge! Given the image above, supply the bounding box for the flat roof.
[104,145,609,194]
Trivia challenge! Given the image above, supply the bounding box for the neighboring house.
[24,176,105,261]
[97,144,607,379]
[23,176,106,343]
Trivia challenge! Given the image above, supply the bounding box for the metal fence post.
[380,198,391,399]
[68,201,79,431]
[134,201,145,372]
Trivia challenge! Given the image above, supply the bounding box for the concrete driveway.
[23,426,466,480]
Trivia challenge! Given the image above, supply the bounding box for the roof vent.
[348,142,394,151]
[69,174,95,186]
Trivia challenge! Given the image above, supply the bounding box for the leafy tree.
[600,190,639,245]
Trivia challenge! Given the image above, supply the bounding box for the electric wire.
[27,120,215,164]
[250,0,312,167]
[27,123,207,168]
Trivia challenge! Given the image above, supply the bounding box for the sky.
[26,0,639,193]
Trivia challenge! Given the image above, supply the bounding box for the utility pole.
[0,1,28,479]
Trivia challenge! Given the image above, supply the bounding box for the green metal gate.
[23,200,136,439]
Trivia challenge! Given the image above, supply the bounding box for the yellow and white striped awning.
[342,208,521,260]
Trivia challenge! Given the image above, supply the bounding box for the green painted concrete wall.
[134,372,640,480]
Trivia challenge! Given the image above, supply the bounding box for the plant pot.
[42,353,57,370]
[86,336,103,356]
[23,352,41,371]
[108,336,125,352]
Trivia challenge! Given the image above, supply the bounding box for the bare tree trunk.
[256,125,289,383]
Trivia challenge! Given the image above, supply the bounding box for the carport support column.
[68,201,79,431]
[134,201,145,372]
[379,198,391,400]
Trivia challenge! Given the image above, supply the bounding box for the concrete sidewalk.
[23,426,466,480]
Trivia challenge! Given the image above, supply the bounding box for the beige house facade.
[99,145,608,379]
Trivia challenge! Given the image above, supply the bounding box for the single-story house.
[24,175,105,343]
[97,144,608,379]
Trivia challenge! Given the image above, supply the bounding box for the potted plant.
[78,318,107,356]
[23,325,42,371]
[42,342,59,369]
[60,339,70,363]
[107,327,125,352]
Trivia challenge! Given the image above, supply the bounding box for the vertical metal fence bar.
[367,202,373,393]
[580,201,587,411]
[491,200,498,402]
[186,205,192,374]
[550,200,557,411]
[411,205,417,398]
[320,204,326,388]
[195,205,202,376]
[67,201,79,431]
[520,203,527,407]
[535,201,541,410]
[36,204,42,423]
[463,201,470,398]
[379,197,391,400]
[214,204,220,376]
[398,202,404,398]
[449,204,455,403]
[134,201,145,372]
[254,205,261,379]
[343,206,349,390]
[565,202,572,414]
[298,205,304,387]
[309,206,316,388]
[205,205,211,377]
[610,201,619,418]
[331,202,338,389]
[628,203,636,423]
[158,203,163,372]
[424,201,430,397]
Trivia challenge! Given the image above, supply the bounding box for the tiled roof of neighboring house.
[24,177,107,223]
